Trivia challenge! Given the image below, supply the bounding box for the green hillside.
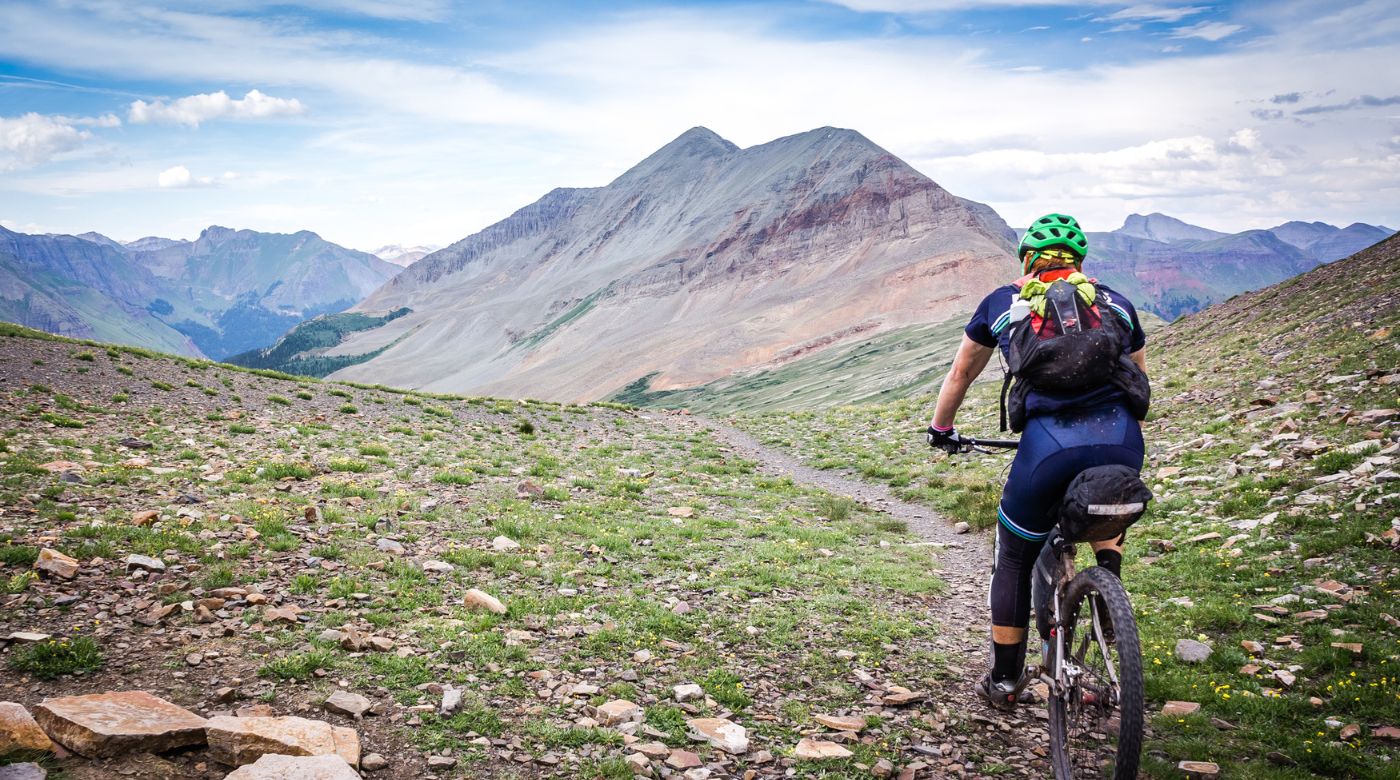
[615,311,1169,415]
[728,234,1400,778]
[0,320,973,778]
[226,307,412,377]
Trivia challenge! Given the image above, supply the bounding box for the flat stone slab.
[223,753,361,779]
[794,737,853,760]
[686,717,748,754]
[32,691,206,758]
[206,715,360,768]
[0,702,54,755]
[813,714,865,732]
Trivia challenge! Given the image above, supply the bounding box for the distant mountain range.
[1088,213,1394,320]
[3,126,1393,405]
[0,226,400,359]
[371,244,441,267]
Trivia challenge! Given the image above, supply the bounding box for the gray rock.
[125,554,166,573]
[1175,638,1213,664]
[0,763,46,780]
[324,691,372,719]
[439,687,462,716]
[375,538,405,555]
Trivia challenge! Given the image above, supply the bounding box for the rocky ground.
[728,235,1400,778]
[1,323,1066,779]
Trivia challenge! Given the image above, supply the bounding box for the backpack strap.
[999,372,1011,432]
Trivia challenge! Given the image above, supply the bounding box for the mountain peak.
[1116,213,1226,243]
[611,127,740,185]
[654,126,738,160]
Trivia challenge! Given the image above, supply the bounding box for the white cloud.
[826,0,1118,10]
[129,89,305,127]
[160,0,450,22]
[0,113,92,169]
[1170,21,1245,41]
[0,1,1396,243]
[64,114,122,127]
[157,165,231,188]
[1098,4,1209,23]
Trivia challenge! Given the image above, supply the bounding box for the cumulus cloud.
[157,165,232,188]
[1271,92,1303,104]
[0,112,93,169]
[1171,21,1245,41]
[129,89,305,127]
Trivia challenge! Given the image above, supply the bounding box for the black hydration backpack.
[999,279,1150,432]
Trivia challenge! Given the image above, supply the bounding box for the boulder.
[595,700,643,726]
[672,684,704,703]
[323,692,371,719]
[222,753,361,779]
[1161,701,1200,717]
[205,715,360,768]
[0,702,53,755]
[686,717,748,754]
[124,554,166,573]
[491,535,520,551]
[1174,639,1212,664]
[33,549,79,580]
[463,588,507,615]
[32,691,207,758]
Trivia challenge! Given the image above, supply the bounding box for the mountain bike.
[944,434,1145,780]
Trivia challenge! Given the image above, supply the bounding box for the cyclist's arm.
[931,335,995,429]
[1129,348,1147,376]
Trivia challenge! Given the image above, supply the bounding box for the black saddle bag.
[1057,465,1153,543]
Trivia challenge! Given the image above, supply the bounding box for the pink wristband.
[931,422,952,432]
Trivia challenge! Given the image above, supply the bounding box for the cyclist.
[925,213,1149,710]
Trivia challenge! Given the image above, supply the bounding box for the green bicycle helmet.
[1019,213,1088,273]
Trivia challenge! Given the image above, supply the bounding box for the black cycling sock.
[991,640,1025,683]
[1095,549,1123,578]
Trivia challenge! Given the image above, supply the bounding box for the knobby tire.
[1048,566,1144,779]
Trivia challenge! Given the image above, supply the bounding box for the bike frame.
[1038,537,1120,702]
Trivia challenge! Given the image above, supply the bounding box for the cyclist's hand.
[926,425,962,454]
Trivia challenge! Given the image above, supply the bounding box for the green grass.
[8,637,103,679]
[259,650,335,680]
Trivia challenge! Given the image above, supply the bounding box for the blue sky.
[0,0,1396,251]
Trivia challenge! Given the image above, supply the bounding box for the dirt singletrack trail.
[674,414,1051,778]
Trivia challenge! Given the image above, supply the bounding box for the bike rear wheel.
[1048,566,1144,779]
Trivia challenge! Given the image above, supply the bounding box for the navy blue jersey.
[965,282,1147,418]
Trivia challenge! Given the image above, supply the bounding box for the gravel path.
[680,415,1050,778]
